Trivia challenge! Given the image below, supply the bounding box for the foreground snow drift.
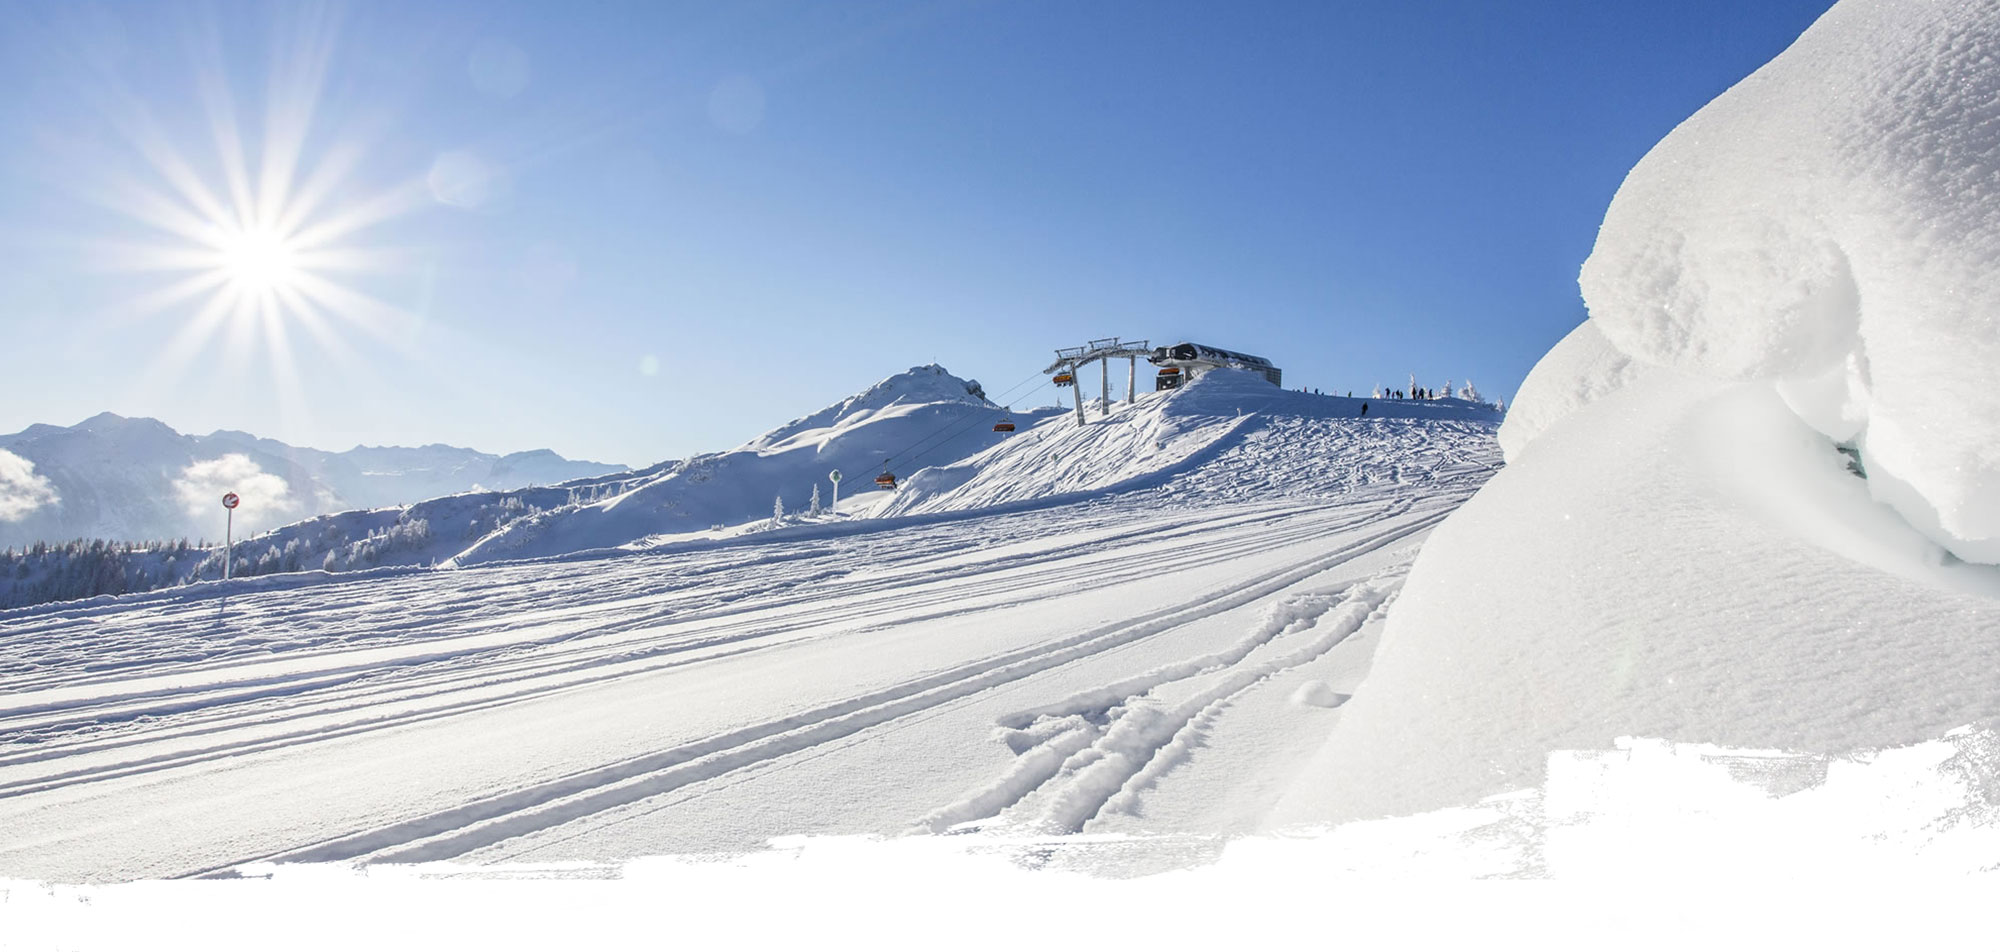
[1291,370,2000,823]
[1577,0,2000,562]
[1308,0,2000,825]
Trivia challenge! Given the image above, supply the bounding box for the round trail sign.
[828,470,842,483]
[222,492,240,509]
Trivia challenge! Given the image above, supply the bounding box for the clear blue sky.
[0,0,1838,466]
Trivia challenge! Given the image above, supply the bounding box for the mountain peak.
[849,365,991,411]
[742,365,993,455]
[75,411,170,432]
[69,412,182,444]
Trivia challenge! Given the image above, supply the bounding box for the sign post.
[828,469,842,510]
[221,492,240,581]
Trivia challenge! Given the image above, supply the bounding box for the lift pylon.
[1044,337,1150,425]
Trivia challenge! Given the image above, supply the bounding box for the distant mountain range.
[0,413,627,549]
[0,365,1019,609]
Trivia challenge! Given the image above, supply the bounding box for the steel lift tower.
[1044,337,1151,426]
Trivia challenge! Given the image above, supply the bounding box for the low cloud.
[0,449,58,521]
[174,455,299,535]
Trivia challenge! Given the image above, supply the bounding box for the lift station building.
[1148,342,1283,391]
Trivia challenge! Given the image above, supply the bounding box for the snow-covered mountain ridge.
[0,413,628,550]
[449,365,1045,565]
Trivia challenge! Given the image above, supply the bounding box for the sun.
[213,225,302,293]
[71,2,439,416]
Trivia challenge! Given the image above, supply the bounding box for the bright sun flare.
[79,1,431,417]
[214,227,301,292]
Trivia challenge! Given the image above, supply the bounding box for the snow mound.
[1289,680,1346,709]
[1496,321,1648,463]
[1576,0,2000,562]
[1293,0,2000,827]
[1290,372,2000,824]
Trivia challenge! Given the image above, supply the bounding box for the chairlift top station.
[1146,342,1283,390]
[876,338,1280,491]
[1044,338,1282,425]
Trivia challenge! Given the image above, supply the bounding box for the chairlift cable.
[876,369,1044,469]
[892,376,1054,468]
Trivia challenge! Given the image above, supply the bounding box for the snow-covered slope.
[448,365,1054,565]
[0,359,1503,882]
[1276,0,2000,828]
[883,368,1502,517]
[0,414,626,549]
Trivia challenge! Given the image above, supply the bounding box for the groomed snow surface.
[0,370,1506,884]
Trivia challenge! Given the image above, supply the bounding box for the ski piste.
[0,368,1502,880]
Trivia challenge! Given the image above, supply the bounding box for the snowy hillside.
[14,0,2000,905]
[0,356,1502,882]
[0,413,626,549]
[885,369,1500,517]
[1276,0,2000,834]
[449,365,1057,565]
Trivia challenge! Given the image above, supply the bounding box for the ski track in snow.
[916,573,1402,837]
[0,407,1499,880]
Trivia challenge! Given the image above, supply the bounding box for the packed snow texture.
[1283,371,2000,823]
[1295,0,2000,824]
[1494,321,1647,463]
[1575,0,2000,562]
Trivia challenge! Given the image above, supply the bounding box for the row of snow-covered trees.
[0,539,201,609]
[0,490,590,611]
[1369,377,1503,410]
[0,512,445,611]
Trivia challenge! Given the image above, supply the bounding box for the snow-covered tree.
[771,494,785,528]
[809,484,822,516]
[1459,379,1481,402]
